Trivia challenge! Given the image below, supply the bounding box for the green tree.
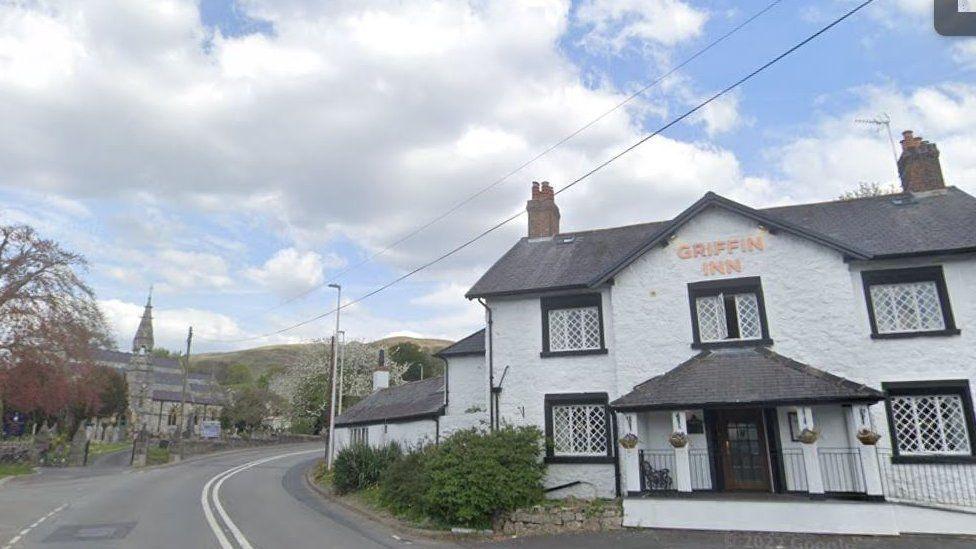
[389,342,442,381]
[220,386,282,434]
[223,364,253,387]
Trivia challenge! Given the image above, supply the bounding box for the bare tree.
[837,182,899,201]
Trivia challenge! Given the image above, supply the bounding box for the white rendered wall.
[487,286,619,498]
[441,354,488,436]
[485,204,976,501]
[610,206,976,498]
[334,419,438,452]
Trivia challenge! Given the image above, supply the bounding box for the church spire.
[132,287,154,353]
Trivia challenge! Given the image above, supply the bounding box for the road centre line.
[202,449,320,549]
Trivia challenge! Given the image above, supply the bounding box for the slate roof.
[92,348,180,369]
[435,329,486,357]
[151,390,223,406]
[611,347,883,411]
[335,376,445,427]
[467,188,976,298]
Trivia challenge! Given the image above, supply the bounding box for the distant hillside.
[190,336,453,382]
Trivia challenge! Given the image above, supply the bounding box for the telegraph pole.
[178,326,193,461]
[326,284,341,468]
[337,330,346,416]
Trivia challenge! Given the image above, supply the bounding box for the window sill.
[890,454,976,465]
[691,338,773,350]
[544,455,615,465]
[540,348,609,358]
[871,328,961,340]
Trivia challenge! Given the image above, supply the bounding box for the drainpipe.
[610,411,622,498]
[477,299,495,431]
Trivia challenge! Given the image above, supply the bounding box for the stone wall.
[148,433,320,462]
[0,440,34,464]
[493,499,622,536]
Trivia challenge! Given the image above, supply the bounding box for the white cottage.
[332,337,488,451]
[458,131,976,535]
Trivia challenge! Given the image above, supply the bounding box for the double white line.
[201,449,320,549]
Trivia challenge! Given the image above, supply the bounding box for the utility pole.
[178,326,193,461]
[337,330,346,416]
[326,284,341,468]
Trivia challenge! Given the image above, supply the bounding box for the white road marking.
[202,449,320,549]
[1,504,67,549]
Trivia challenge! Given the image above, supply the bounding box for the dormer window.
[862,266,959,339]
[688,277,771,349]
[541,294,607,357]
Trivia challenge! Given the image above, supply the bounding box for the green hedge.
[422,426,545,528]
[374,426,545,528]
[332,442,402,495]
[378,447,431,520]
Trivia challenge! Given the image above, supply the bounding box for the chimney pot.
[372,349,389,392]
[897,130,946,194]
[526,181,560,238]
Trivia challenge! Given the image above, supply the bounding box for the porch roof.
[611,347,883,411]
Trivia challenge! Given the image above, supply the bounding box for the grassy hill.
[190,336,453,382]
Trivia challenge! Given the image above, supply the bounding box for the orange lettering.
[677,244,693,259]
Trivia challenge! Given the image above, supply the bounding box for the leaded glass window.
[551,404,608,456]
[870,282,945,334]
[548,306,601,352]
[696,292,762,342]
[890,394,971,455]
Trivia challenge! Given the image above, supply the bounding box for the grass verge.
[88,441,132,459]
[0,463,33,479]
[146,446,171,465]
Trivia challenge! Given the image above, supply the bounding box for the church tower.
[128,289,156,432]
[132,289,155,354]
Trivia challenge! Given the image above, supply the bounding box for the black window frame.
[540,293,608,358]
[543,392,613,464]
[687,276,772,349]
[861,266,960,339]
[882,380,976,464]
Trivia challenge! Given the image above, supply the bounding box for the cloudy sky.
[1,0,974,352]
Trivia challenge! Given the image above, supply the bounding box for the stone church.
[93,293,224,438]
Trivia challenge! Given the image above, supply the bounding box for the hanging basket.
[797,428,820,444]
[619,433,639,449]
[856,428,882,445]
[668,431,688,448]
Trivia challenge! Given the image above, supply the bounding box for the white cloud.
[156,249,234,292]
[696,92,747,137]
[952,40,976,69]
[763,83,976,204]
[99,298,245,351]
[410,283,471,308]
[574,0,708,52]
[245,247,344,297]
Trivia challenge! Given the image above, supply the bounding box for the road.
[1,444,970,548]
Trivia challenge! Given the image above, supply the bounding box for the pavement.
[0,443,970,548]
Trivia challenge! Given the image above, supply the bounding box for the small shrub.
[146,446,170,465]
[379,447,431,519]
[332,442,402,495]
[423,425,545,528]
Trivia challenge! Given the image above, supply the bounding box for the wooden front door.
[715,409,771,491]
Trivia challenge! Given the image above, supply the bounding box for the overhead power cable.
[203,0,873,344]
[240,0,785,318]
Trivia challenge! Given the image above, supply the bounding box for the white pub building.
[466,130,976,535]
[336,131,976,536]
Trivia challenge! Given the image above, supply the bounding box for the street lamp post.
[326,283,341,468]
[337,330,346,416]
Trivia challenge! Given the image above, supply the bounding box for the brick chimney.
[898,130,946,193]
[372,349,389,392]
[526,181,560,238]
